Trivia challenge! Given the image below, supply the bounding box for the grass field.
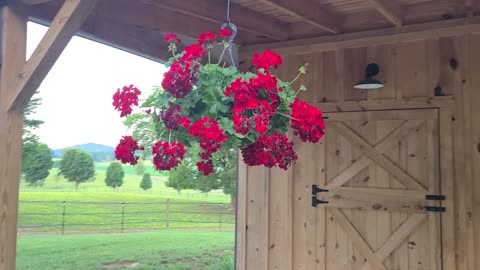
[19,192,235,232]
[18,164,233,232]
[16,230,235,270]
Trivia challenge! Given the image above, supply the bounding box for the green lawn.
[18,165,234,232]
[16,230,235,270]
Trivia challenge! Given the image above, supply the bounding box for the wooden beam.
[19,0,52,5]
[367,0,403,27]
[0,4,27,270]
[147,0,289,40]
[8,0,98,112]
[260,0,340,34]
[241,17,480,55]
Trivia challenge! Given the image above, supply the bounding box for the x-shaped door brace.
[325,120,433,269]
[327,120,427,192]
[329,208,427,270]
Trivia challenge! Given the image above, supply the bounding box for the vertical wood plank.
[316,137,327,270]
[426,119,442,270]
[343,47,368,101]
[235,153,247,270]
[396,41,430,98]
[268,167,292,270]
[0,5,27,270]
[246,166,269,270]
[466,33,480,270]
[439,107,456,270]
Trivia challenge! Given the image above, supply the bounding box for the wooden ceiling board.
[232,0,303,23]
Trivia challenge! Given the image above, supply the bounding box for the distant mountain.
[52,143,116,162]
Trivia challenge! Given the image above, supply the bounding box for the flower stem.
[208,51,211,64]
[276,112,299,121]
[289,72,302,85]
[217,46,228,65]
[168,130,172,144]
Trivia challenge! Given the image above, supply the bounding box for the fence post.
[121,202,125,233]
[61,201,66,235]
[218,203,223,232]
[166,199,170,229]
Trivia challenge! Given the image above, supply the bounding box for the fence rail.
[18,200,235,234]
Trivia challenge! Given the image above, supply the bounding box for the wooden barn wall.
[236,33,480,270]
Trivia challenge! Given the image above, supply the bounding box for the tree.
[105,162,125,188]
[166,162,195,194]
[23,143,53,186]
[140,173,152,191]
[59,148,95,190]
[23,94,44,145]
[134,159,146,175]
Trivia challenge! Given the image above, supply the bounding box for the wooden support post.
[8,0,99,112]
[0,1,97,269]
[0,5,27,270]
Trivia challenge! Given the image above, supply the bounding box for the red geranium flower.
[112,85,141,117]
[164,33,181,44]
[241,131,297,170]
[225,72,280,135]
[252,49,283,70]
[219,27,232,38]
[115,136,142,165]
[152,140,186,171]
[290,98,326,143]
[198,31,217,46]
[160,102,183,131]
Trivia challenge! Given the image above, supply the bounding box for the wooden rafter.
[368,0,403,27]
[8,0,98,112]
[259,0,340,34]
[147,0,289,40]
[19,0,52,4]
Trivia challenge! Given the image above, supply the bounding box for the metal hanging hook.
[220,0,237,66]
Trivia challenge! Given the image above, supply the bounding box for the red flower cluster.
[161,44,206,98]
[164,33,181,44]
[115,136,143,165]
[241,131,297,169]
[225,72,280,134]
[220,27,232,38]
[112,85,141,117]
[152,140,186,171]
[198,31,217,46]
[252,49,283,70]
[189,116,228,175]
[290,98,326,143]
[160,102,183,131]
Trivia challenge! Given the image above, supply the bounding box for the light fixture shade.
[354,78,384,89]
[354,63,384,90]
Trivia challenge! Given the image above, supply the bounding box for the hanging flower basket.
[112,29,326,175]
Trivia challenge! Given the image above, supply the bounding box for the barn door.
[314,109,442,270]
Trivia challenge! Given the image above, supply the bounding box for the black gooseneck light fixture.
[354,63,384,90]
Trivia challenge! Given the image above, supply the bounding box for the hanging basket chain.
[221,0,237,66]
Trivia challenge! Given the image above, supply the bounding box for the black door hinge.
[425,194,446,201]
[312,185,329,207]
[312,197,329,207]
[312,185,328,195]
[425,206,446,212]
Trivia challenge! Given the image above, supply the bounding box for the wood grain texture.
[0,5,27,270]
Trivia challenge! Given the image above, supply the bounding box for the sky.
[27,22,167,149]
